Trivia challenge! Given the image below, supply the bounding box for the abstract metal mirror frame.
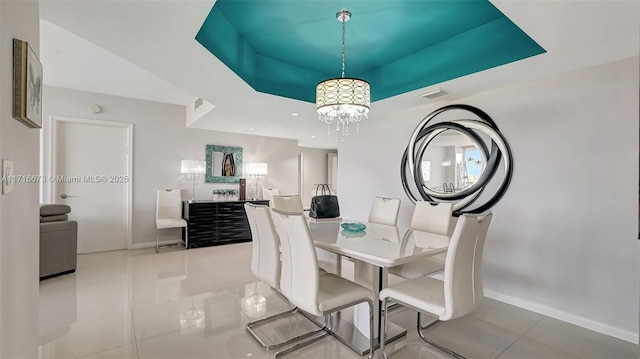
[401,104,513,216]
[205,145,243,183]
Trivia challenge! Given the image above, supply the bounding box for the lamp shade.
[181,160,206,174]
[246,162,267,176]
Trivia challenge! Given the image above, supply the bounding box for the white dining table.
[308,218,449,355]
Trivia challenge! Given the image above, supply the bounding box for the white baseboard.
[484,289,639,345]
[128,240,180,250]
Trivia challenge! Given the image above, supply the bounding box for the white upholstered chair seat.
[389,258,445,280]
[155,189,188,252]
[390,230,450,279]
[368,197,401,226]
[272,195,304,214]
[156,218,187,229]
[379,276,446,318]
[389,202,453,279]
[271,208,375,358]
[379,213,493,359]
[244,203,323,351]
[263,188,280,203]
[317,274,374,313]
[410,201,453,234]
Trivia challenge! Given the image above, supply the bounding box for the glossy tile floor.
[39,243,638,359]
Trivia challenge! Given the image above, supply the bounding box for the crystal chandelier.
[316,10,370,142]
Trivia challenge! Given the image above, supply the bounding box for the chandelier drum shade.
[316,10,370,142]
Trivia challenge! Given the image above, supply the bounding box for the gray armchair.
[40,204,77,280]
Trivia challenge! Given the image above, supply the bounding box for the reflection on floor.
[38,243,638,359]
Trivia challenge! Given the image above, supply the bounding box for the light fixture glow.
[290,112,299,116]
[181,160,206,201]
[316,10,370,142]
[246,162,267,200]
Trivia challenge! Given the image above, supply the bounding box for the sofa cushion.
[40,220,77,233]
[40,204,71,216]
[40,214,69,223]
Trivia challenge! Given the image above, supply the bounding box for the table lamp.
[245,163,267,200]
[181,160,206,201]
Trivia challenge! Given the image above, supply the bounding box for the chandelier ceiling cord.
[316,10,371,142]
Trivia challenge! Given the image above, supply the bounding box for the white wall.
[338,57,640,341]
[299,147,337,207]
[0,1,40,357]
[42,86,300,247]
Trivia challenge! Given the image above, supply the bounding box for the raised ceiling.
[38,1,640,149]
[196,0,545,103]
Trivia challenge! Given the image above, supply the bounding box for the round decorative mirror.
[416,129,487,195]
[401,104,513,216]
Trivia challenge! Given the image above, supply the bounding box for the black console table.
[182,200,268,248]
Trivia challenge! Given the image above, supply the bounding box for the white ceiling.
[39,1,639,149]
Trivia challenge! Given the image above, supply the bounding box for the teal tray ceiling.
[195,0,545,103]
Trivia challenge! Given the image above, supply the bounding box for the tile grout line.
[122,250,141,359]
[492,315,580,359]
[492,315,544,359]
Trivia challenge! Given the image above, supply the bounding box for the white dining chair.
[271,195,304,214]
[388,201,453,279]
[262,188,280,203]
[244,203,324,350]
[410,200,453,234]
[270,208,375,358]
[155,189,188,253]
[379,213,493,359]
[271,194,338,272]
[368,197,401,226]
[471,212,493,305]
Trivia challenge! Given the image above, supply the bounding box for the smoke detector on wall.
[419,88,449,99]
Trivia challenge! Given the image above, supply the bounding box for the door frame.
[48,115,133,249]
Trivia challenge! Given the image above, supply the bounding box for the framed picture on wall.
[12,38,43,129]
[205,145,243,183]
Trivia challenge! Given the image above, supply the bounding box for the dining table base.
[302,311,407,356]
[332,316,407,355]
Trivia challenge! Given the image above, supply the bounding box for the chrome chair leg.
[246,306,325,351]
[273,328,330,358]
[273,299,375,359]
[155,229,159,253]
[367,298,375,359]
[273,313,332,358]
[417,313,466,359]
[380,298,391,359]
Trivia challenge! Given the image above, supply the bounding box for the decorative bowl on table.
[341,228,366,238]
[340,222,367,232]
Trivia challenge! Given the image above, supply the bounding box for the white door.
[51,117,132,253]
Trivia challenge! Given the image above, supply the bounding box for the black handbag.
[309,184,340,219]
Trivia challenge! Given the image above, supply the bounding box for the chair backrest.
[473,212,493,306]
[270,208,321,316]
[244,203,281,289]
[156,189,182,220]
[441,214,481,321]
[262,188,280,202]
[271,195,304,214]
[368,197,401,226]
[410,201,453,235]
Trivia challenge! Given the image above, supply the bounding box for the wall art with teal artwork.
[205,145,243,183]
